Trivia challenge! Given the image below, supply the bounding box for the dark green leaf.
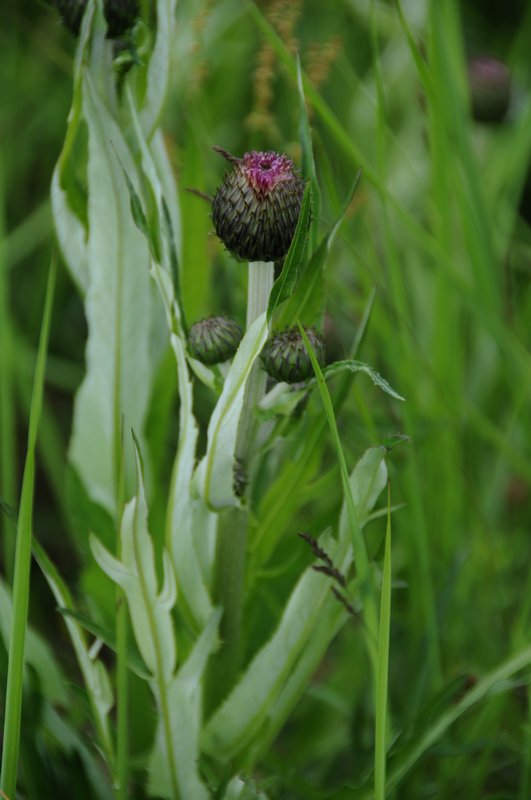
[267,182,311,322]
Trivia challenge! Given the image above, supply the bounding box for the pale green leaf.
[139,0,178,139]
[347,446,389,525]
[69,70,153,512]
[201,528,350,761]
[202,447,387,762]
[90,444,177,679]
[194,313,270,510]
[51,167,89,294]
[147,610,221,800]
[322,360,405,402]
[167,333,214,629]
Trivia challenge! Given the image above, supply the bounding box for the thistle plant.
[3,3,531,799]
[1,5,404,796]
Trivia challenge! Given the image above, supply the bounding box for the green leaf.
[0,259,56,797]
[296,55,321,252]
[69,70,153,512]
[166,333,214,629]
[33,541,115,768]
[147,609,221,800]
[321,360,405,402]
[51,166,89,294]
[375,487,392,800]
[267,182,311,322]
[90,443,177,680]
[343,644,531,800]
[0,579,68,705]
[275,172,362,328]
[299,323,380,668]
[202,447,387,763]
[58,608,150,680]
[126,89,185,332]
[346,446,389,528]
[194,313,270,510]
[138,0,178,138]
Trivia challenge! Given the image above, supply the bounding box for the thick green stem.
[236,261,274,463]
[206,261,274,715]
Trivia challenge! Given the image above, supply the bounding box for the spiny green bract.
[188,315,243,365]
[261,326,325,383]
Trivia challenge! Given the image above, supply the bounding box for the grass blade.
[375,485,392,800]
[0,256,56,798]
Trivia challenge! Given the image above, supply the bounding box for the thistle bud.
[51,0,138,38]
[188,316,243,365]
[104,0,139,38]
[468,57,511,123]
[51,0,86,36]
[261,327,325,384]
[211,148,305,262]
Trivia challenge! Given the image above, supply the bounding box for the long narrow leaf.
[69,71,153,512]
[321,360,405,402]
[267,182,311,321]
[0,259,56,798]
[276,172,362,329]
[139,0,178,138]
[375,486,392,800]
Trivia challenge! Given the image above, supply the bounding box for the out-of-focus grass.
[1,0,530,797]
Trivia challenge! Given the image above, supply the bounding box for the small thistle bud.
[468,57,511,123]
[51,0,138,38]
[51,0,86,36]
[211,148,305,262]
[188,316,243,365]
[261,327,325,384]
[104,0,139,38]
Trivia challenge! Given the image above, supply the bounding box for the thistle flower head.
[211,147,305,262]
[188,315,243,365]
[468,56,511,123]
[261,327,325,384]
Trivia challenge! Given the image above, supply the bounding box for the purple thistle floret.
[242,151,296,195]
[211,147,305,262]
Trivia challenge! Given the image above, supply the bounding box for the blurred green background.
[1,0,531,797]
